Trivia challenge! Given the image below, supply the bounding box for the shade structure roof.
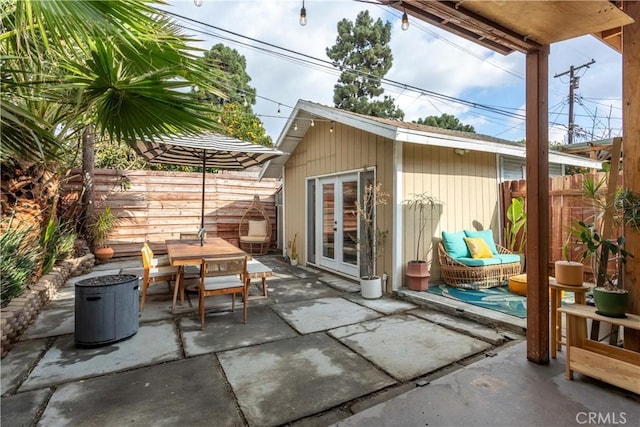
[133,133,284,169]
[380,0,633,54]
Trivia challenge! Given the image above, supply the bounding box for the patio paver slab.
[267,279,341,304]
[272,297,381,334]
[38,354,243,427]
[180,305,299,357]
[20,320,180,391]
[329,314,492,381]
[410,309,512,345]
[343,295,418,315]
[318,274,360,293]
[218,332,395,427]
[0,388,50,427]
[1,338,48,395]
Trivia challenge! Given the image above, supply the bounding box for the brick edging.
[0,253,95,358]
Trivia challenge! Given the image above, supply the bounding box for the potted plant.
[91,206,118,261]
[353,181,388,299]
[570,175,638,317]
[504,196,527,271]
[288,233,298,266]
[404,193,442,291]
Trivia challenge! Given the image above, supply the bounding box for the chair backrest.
[141,242,154,269]
[202,256,247,279]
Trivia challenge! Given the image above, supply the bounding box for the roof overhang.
[379,1,633,54]
[260,100,601,179]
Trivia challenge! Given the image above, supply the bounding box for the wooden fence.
[62,168,281,257]
[500,172,623,274]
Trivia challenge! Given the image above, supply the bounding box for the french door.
[316,174,359,276]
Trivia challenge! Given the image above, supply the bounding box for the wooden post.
[526,47,550,364]
[623,0,640,351]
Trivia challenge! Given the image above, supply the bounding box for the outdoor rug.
[427,284,577,319]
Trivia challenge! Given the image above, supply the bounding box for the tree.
[202,44,256,109]
[199,44,273,147]
[326,10,404,120]
[414,114,476,133]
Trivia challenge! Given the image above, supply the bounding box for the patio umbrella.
[133,133,284,245]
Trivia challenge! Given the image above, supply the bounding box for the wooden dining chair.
[140,242,180,312]
[194,255,248,329]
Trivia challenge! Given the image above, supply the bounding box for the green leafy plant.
[570,175,638,290]
[404,193,442,261]
[505,197,526,253]
[41,219,77,274]
[1,225,41,306]
[288,233,298,260]
[91,207,118,249]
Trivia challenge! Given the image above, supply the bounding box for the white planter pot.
[290,259,298,266]
[360,277,382,299]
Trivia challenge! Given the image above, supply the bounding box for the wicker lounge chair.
[438,230,521,289]
[239,195,272,255]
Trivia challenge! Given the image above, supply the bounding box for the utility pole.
[554,59,595,144]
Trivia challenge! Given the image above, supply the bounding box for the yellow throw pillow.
[464,237,493,259]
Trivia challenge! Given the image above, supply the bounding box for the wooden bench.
[244,259,272,299]
[559,304,640,394]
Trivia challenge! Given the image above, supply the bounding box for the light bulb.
[294,122,298,131]
[300,1,307,26]
[330,122,334,133]
[401,11,409,31]
[311,119,315,127]
[277,104,281,116]
[194,0,203,7]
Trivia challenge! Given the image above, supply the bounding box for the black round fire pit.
[75,274,139,347]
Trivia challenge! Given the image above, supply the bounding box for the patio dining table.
[166,238,247,313]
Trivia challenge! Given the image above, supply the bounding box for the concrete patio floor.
[1,255,638,426]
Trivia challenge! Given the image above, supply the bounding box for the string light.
[329,121,334,133]
[194,0,202,6]
[311,119,315,127]
[294,122,298,131]
[299,0,307,26]
[277,104,281,116]
[401,8,409,31]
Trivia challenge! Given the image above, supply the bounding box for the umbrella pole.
[200,154,206,246]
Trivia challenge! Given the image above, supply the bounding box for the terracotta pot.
[554,260,584,286]
[406,261,430,291]
[94,246,115,261]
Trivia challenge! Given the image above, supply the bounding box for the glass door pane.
[341,180,358,266]
[322,183,335,259]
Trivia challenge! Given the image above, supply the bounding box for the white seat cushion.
[240,235,269,243]
[202,275,244,291]
[151,255,171,267]
[148,265,179,277]
[246,259,272,275]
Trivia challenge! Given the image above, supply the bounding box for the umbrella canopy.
[133,133,284,244]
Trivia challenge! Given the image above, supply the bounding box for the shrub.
[1,225,41,306]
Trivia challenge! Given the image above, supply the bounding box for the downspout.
[392,140,403,291]
[282,165,287,258]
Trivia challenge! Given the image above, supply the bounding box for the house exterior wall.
[402,144,500,282]
[284,120,395,286]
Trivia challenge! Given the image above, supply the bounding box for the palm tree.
[2,0,226,163]
[1,0,227,250]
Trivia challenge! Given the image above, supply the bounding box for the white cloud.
[165,0,623,143]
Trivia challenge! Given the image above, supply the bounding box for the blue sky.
[165,0,623,144]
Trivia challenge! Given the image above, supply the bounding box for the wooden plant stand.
[558,304,640,394]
